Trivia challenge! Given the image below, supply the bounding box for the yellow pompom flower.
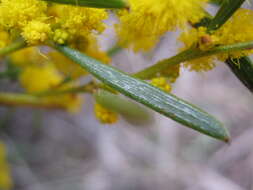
[116,0,207,51]
[0,0,47,28]
[22,20,51,44]
[47,4,108,39]
[179,8,253,72]
[53,29,69,45]
[0,1,107,45]
[151,77,171,92]
[94,103,118,124]
[20,64,63,93]
[0,142,13,190]
[10,47,47,67]
[59,94,82,113]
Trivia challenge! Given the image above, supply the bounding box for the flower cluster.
[10,47,83,112]
[0,0,110,116]
[0,0,107,45]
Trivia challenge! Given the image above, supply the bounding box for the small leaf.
[43,0,129,9]
[53,44,230,142]
[226,57,253,92]
[95,89,153,126]
[207,0,245,31]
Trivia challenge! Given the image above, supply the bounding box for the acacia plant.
[0,0,252,143]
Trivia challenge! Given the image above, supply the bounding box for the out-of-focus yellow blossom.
[116,0,207,51]
[94,103,118,124]
[179,8,253,71]
[48,35,110,79]
[0,0,47,28]
[10,37,110,80]
[10,47,47,67]
[0,142,13,190]
[18,60,82,112]
[0,30,10,48]
[20,64,63,93]
[58,94,82,113]
[151,77,171,92]
[44,93,83,113]
[22,20,51,44]
[49,51,88,79]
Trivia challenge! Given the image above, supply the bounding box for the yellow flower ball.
[20,64,63,93]
[94,103,118,124]
[151,77,171,92]
[116,0,207,51]
[22,20,51,44]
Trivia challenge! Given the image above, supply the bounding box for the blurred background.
[1,3,253,190]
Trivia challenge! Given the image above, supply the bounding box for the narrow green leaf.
[226,57,253,92]
[193,17,212,28]
[207,0,245,31]
[53,44,230,142]
[43,0,129,9]
[209,0,225,6]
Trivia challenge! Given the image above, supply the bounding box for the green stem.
[134,41,253,79]
[34,81,97,96]
[0,40,27,56]
[0,92,65,109]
